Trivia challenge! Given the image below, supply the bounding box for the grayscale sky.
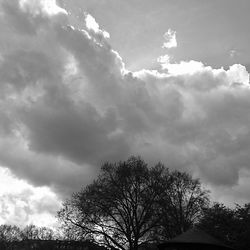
[1,0,250,227]
[62,0,250,71]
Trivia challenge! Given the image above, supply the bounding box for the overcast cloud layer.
[1,0,250,226]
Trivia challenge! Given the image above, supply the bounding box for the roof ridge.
[158,228,234,250]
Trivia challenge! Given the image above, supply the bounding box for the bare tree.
[199,202,250,250]
[0,224,22,250]
[159,171,210,239]
[58,156,209,250]
[21,225,55,240]
[0,224,22,242]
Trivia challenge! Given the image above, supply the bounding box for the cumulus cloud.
[0,0,129,193]
[0,0,250,226]
[162,29,177,49]
[19,0,67,16]
[157,54,171,65]
[0,168,60,227]
[85,14,110,39]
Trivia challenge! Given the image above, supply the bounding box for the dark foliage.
[198,202,250,250]
[0,239,107,250]
[58,156,209,250]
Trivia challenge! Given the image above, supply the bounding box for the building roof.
[158,228,234,250]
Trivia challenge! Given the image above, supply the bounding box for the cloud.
[161,60,205,75]
[157,54,171,65]
[162,29,177,49]
[0,0,250,226]
[0,168,60,227]
[19,0,67,16]
[133,63,250,188]
[0,0,129,194]
[85,14,110,39]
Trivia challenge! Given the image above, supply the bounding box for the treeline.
[1,203,250,250]
[199,202,250,250]
[0,224,57,242]
[0,224,107,250]
[1,157,250,250]
[57,157,250,250]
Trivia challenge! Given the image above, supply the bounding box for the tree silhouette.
[58,156,209,250]
[22,225,55,240]
[199,202,250,250]
[158,171,210,238]
[0,224,22,250]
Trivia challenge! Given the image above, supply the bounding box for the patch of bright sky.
[0,167,60,227]
[0,167,31,195]
[60,0,250,71]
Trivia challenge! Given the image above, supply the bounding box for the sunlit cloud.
[85,14,110,39]
[157,54,171,65]
[162,29,177,49]
[0,167,60,227]
[19,0,67,16]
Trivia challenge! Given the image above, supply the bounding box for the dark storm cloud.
[0,0,131,195]
[20,101,129,165]
[0,0,250,208]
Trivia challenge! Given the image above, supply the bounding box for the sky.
[1,0,250,228]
